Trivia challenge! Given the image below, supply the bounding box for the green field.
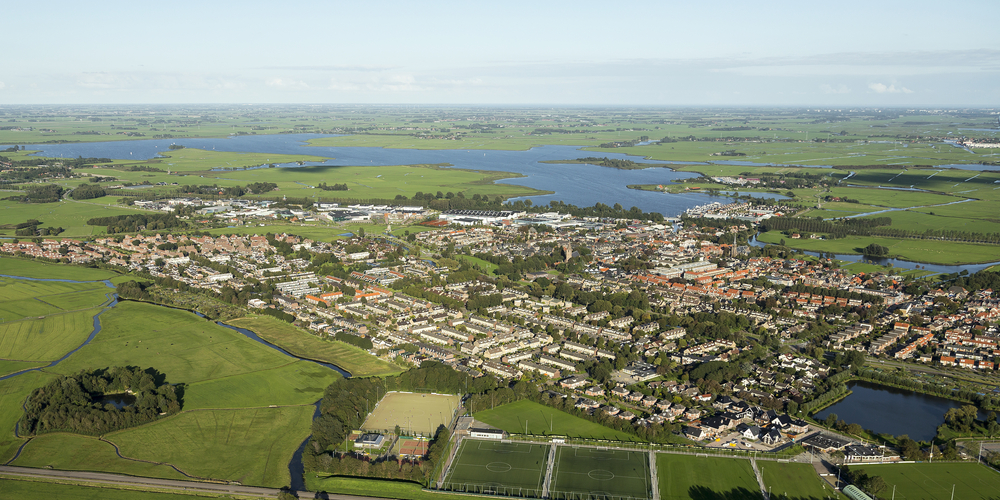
[0,199,155,238]
[107,406,314,487]
[0,258,118,281]
[10,432,189,481]
[442,439,549,496]
[756,230,1000,265]
[0,477,247,500]
[362,391,461,436]
[0,294,343,487]
[550,446,651,500]
[474,400,639,441]
[48,301,293,383]
[656,454,760,500]
[307,473,474,500]
[226,315,401,377]
[0,310,100,361]
[855,463,1000,500]
[760,462,842,499]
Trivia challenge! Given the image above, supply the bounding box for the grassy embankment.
[473,400,638,441]
[2,299,343,487]
[226,315,402,378]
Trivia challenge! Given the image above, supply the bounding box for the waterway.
[747,234,1000,274]
[813,381,996,442]
[11,135,995,219]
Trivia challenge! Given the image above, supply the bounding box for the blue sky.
[3,0,998,105]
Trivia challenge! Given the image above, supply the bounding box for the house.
[559,375,589,389]
[760,427,782,445]
[683,425,706,440]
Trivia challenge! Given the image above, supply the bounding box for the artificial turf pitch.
[442,440,651,500]
[442,440,549,497]
[550,447,651,500]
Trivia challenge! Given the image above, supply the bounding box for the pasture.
[0,310,100,361]
[0,199,153,238]
[656,454,760,500]
[549,446,652,500]
[226,315,401,377]
[473,400,639,441]
[0,258,118,281]
[442,439,549,496]
[48,301,294,384]
[854,463,1000,500]
[10,432,189,481]
[755,230,1000,265]
[362,391,461,436]
[108,406,314,488]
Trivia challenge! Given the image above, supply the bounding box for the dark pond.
[96,393,136,409]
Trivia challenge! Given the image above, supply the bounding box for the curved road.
[0,465,392,500]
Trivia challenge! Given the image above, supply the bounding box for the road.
[0,465,395,500]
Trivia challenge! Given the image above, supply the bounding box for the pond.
[95,393,136,409]
[813,381,977,441]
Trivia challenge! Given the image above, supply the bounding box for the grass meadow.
[0,199,154,238]
[0,296,346,487]
[473,400,638,441]
[0,310,99,361]
[107,406,315,487]
[756,231,1000,265]
[0,258,118,281]
[855,463,1000,500]
[656,454,760,500]
[225,315,401,377]
[10,432,189,481]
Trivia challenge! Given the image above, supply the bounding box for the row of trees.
[86,213,184,233]
[20,366,181,436]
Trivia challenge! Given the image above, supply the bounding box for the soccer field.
[550,447,652,500]
[856,463,1000,500]
[443,439,549,497]
[361,391,460,436]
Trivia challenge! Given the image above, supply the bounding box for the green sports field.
[550,446,652,500]
[473,400,638,441]
[443,439,549,497]
[855,463,1000,500]
[656,454,760,500]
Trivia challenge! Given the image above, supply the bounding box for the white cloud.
[820,84,851,94]
[0,81,5,90]
[868,82,914,94]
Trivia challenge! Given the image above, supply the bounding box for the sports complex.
[441,438,653,500]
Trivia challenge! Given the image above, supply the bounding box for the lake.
[814,381,971,441]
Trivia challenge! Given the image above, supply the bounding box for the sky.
[3,0,998,106]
